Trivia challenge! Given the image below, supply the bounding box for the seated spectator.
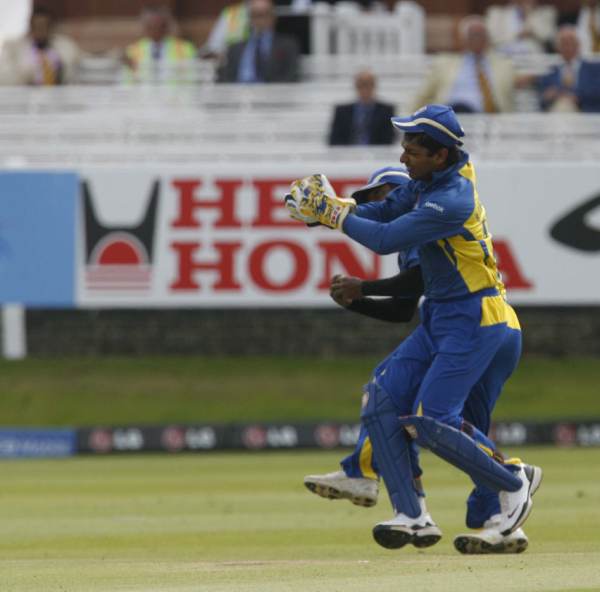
[200,0,378,60]
[328,70,395,146]
[486,0,556,55]
[411,16,515,113]
[122,6,196,84]
[0,6,80,85]
[217,0,299,83]
[200,1,250,60]
[537,25,600,112]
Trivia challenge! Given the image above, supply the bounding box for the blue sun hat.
[351,166,411,203]
[391,104,465,147]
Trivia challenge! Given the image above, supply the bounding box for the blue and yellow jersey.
[345,151,505,302]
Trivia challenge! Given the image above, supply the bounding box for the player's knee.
[360,381,396,421]
[418,404,462,431]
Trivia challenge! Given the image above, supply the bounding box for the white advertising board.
[76,162,600,307]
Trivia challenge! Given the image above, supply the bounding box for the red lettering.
[252,179,300,227]
[494,240,533,289]
[249,240,309,291]
[316,241,380,289]
[171,179,243,228]
[170,242,242,291]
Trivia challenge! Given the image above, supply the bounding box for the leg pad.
[361,382,421,517]
[399,415,521,493]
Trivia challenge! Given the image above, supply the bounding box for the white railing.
[308,1,425,56]
[1,86,600,166]
[69,52,563,86]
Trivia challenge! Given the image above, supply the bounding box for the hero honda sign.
[76,164,542,307]
[78,168,384,306]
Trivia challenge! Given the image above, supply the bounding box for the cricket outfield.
[0,447,598,592]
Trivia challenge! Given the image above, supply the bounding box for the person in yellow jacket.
[123,6,197,85]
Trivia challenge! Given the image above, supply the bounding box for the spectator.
[200,1,250,60]
[122,6,196,85]
[0,5,80,85]
[411,16,515,113]
[537,25,600,112]
[200,0,379,59]
[217,0,299,83]
[576,0,600,55]
[485,0,556,55]
[328,70,395,146]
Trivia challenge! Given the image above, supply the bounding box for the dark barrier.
[76,420,600,454]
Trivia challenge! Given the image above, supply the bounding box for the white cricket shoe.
[372,498,442,550]
[454,526,529,555]
[303,470,379,507]
[496,463,543,536]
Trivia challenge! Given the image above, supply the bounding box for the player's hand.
[284,194,321,226]
[287,174,356,230]
[330,274,363,307]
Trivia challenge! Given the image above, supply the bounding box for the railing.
[1,86,600,166]
[70,52,564,86]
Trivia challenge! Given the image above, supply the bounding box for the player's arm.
[330,266,423,323]
[354,185,416,223]
[342,201,467,254]
[347,296,419,323]
[331,266,423,303]
[284,174,466,245]
[361,265,424,298]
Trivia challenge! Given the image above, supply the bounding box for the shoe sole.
[454,534,528,555]
[501,465,543,536]
[372,525,442,550]
[303,480,377,508]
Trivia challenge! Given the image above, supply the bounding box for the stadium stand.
[1,78,600,167]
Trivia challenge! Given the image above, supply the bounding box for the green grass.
[0,448,599,591]
[0,356,598,426]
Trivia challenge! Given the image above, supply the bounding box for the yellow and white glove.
[284,192,320,226]
[284,173,356,230]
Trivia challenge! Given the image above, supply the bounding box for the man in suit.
[537,25,600,113]
[0,6,81,86]
[411,16,516,113]
[328,70,395,146]
[217,0,300,83]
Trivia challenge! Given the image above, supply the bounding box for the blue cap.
[351,166,410,202]
[391,104,465,147]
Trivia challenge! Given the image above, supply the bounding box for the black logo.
[82,180,159,291]
[550,192,600,252]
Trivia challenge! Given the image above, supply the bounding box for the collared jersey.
[344,151,506,301]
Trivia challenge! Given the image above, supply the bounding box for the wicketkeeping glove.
[284,193,321,226]
[285,174,356,230]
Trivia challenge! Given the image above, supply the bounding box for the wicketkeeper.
[301,165,528,554]
[285,104,542,552]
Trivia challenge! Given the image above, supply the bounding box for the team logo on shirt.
[423,201,445,213]
[550,191,600,252]
[81,180,159,292]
